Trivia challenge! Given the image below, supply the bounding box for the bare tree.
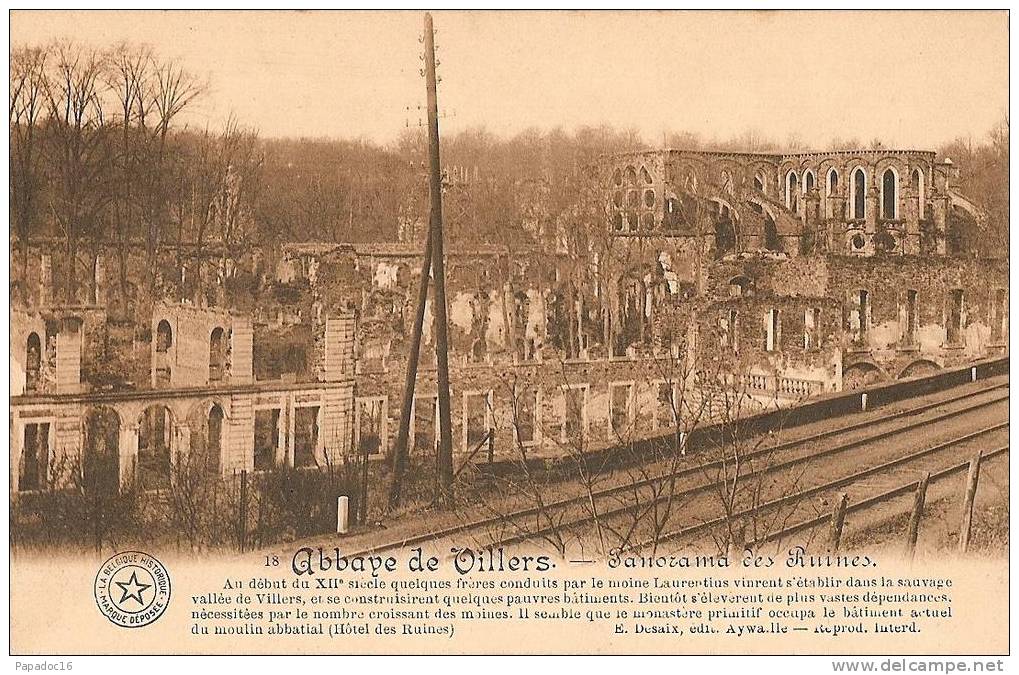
[42,42,112,305]
[104,43,151,315]
[135,54,205,299]
[10,45,49,281]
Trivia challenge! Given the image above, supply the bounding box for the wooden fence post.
[958,452,983,554]
[906,472,930,561]
[827,493,849,553]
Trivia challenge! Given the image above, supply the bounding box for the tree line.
[11,41,1009,309]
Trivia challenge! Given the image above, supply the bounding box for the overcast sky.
[11,10,1009,149]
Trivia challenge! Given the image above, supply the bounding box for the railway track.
[342,379,1007,556]
[630,433,1008,555]
[749,445,1009,550]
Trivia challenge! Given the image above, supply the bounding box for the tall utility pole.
[386,216,432,510]
[387,12,454,509]
[424,12,455,503]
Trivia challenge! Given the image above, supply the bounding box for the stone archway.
[187,400,226,476]
[898,359,941,380]
[842,362,885,390]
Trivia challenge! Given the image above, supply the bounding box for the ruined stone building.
[9,146,1008,495]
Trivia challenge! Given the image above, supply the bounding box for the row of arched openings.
[81,403,225,492]
[783,166,926,221]
[153,320,229,383]
[611,164,656,233]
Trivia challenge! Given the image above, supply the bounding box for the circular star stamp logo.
[94,551,171,628]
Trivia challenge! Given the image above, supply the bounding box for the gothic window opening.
[881,168,898,220]
[785,171,799,210]
[721,170,734,194]
[852,168,866,219]
[826,168,839,218]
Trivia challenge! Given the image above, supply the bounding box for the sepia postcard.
[6,9,1011,665]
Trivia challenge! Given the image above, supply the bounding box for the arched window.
[26,332,41,392]
[785,171,799,210]
[754,171,766,193]
[209,327,226,382]
[639,166,652,184]
[827,168,839,194]
[720,170,733,194]
[825,168,839,219]
[851,168,866,219]
[912,168,925,220]
[625,166,637,184]
[803,170,815,193]
[881,168,898,220]
[156,320,173,353]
